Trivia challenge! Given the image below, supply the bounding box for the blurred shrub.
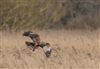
[0,0,100,31]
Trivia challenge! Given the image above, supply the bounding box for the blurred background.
[0,0,100,31]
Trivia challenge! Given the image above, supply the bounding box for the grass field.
[0,30,100,69]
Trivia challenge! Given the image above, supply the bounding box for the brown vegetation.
[0,30,100,69]
[0,0,100,31]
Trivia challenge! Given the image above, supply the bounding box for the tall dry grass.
[0,30,100,69]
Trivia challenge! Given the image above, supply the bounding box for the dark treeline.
[0,0,100,31]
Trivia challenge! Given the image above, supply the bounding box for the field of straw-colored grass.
[0,30,100,69]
